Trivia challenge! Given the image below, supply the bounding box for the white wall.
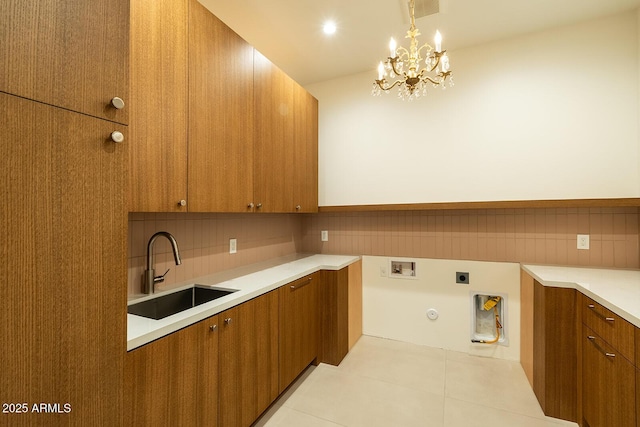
[308,11,640,206]
[362,256,521,360]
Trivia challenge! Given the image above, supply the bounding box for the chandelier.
[372,0,454,100]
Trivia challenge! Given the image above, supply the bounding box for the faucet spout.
[143,231,181,294]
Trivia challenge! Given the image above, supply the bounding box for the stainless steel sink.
[128,286,237,320]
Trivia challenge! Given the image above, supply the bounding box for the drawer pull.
[605,317,615,322]
[224,318,232,325]
[290,276,313,290]
[587,335,596,340]
[605,352,616,358]
[209,325,217,332]
[588,304,595,309]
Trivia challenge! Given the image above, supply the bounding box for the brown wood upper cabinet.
[129,0,318,212]
[129,0,189,212]
[188,0,255,212]
[254,52,319,213]
[0,0,129,124]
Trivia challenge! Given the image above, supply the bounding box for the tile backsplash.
[128,213,303,295]
[301,207,640,269]
[128,207,640,296]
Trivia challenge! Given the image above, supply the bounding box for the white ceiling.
[198,0,640,86]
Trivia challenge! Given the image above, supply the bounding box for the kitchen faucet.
[143,231,182,294]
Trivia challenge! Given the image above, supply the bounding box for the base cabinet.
[279,273,319,393]
[125,315,219,427]
[319,268,350,366]
[532,281,578,422]
[218,291,279,427]
[582,325,635,427]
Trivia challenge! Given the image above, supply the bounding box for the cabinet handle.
[178,199,187,207]
[588,304,595,309]
[209,325,217,332]
[256,203,262,209]
[290,276,313,290]
[295,205,301,211]
[587,335,596,340]
[605,352,616,358]
[248,202,254,209]
[224,318,232,325]
[111,97,125,109]
[110,131,124,143]
[605,317,615,322]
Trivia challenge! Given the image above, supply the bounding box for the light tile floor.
[254,335,578,427]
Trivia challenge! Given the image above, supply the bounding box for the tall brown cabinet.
[0,1,128,424]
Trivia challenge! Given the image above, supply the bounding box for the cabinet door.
[129,0,188,212]
[319,268,350,366]
[0,0,128,124]
[583,325,636,427]
[292,84,318,213]
[0,93,126,424]
[125,317,218,426]
[188,0,255,212]
[219,291,279,427]
[253,51,295,213]
[279,273,319,393]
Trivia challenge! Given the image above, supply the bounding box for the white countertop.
[522,264,640,328]
[127,254,360,351]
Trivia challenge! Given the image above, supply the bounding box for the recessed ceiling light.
[323,20,337,35]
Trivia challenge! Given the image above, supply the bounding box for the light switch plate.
[229,238,237,254]
[321,230,329,242]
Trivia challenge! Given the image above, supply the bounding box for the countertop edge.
[127,254,360,351]
[521,264,640,328]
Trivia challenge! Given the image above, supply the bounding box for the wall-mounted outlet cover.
[321,230,329,242]
[456,272,469,284]
[577,234,590,250]
[229,238,237,254]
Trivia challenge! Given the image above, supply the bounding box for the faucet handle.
[154,268,171,283]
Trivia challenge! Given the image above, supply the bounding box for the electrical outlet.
[321,230,329,242]
[380,266,387,277]
[456,272,469,284]
[577,234,590,250]
[229,238,237,254]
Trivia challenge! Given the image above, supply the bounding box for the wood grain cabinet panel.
[219,291,279,427]
[582,325,636,427]
[188,0,255,213]
[125,316,219,427]
[532,281,578,422]
[0,92,126,425]
[129,0,188,212]
[292,83,319,213]
[279,273,319,393]
[253,51,295,213]
[319,268,350,366]
[0,0,129,124]
[582,294,635,363]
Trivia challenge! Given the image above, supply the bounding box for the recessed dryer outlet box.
[456,272,469,284]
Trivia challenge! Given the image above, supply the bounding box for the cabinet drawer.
[582,325,636,427]
[581,294,635,363]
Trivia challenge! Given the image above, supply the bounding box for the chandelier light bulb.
[378,62,385,80]
[434,30,442,52]
[389,38,397,58]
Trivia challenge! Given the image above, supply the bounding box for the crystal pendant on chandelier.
[372,0,454,100]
